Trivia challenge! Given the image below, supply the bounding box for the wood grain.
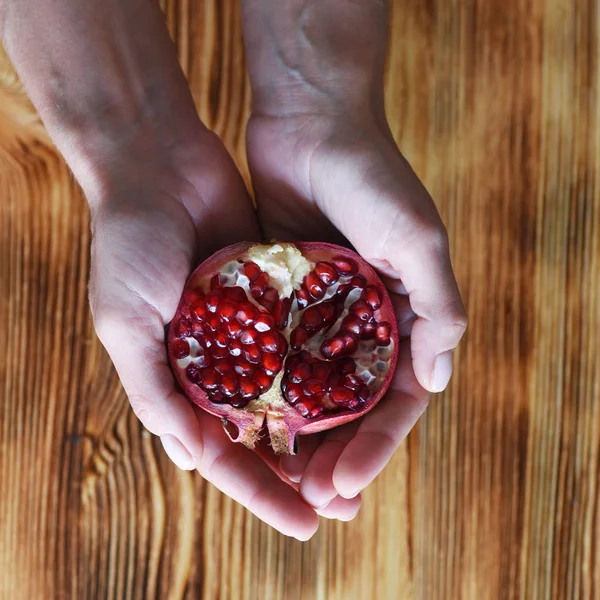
[1,0,599,598]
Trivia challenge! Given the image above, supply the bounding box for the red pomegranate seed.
[206,315,221,332]
[318,301,336,324]
[295,398,324,418]
[201,368,220,390]
[211,345,229,359]
[208,389,225,403]
[321,338,345,359]
[277,333,288,355]
[234,359,254,376]
[306,272,326,300]
[172,339,190,359]
[218,301,238,322]
[210,274,221,289]
[254,313,275,332]
[362,320,376,339]
[192,301,207,321]
[186,363,201,383]
[229,339,243,356]
[263,352,282,376]
[223,286,248,303]
[215,332,228,347]
[214,359,234,375]
[327,371,342,389]
[255,370,272,392]
[240,328,259,344]
[343,374,363,390]
[312,362,330,380]
[192,321,204,335]
[236,303,258,326]
[221,373,239,397]
[226,321,242,339]
[181,305,192,319]
[341,315,363,336]
[350,274,367,288]
[239,377,260,400]
[251,272,269,297]
[243,261,262,281]
[290,327,308,350]
[260,287,279,311]
[259,331,279,352]
[289,361,312,383]
[244,344,262,364]
[300,306,322,330]
[350,300,373,321]
[314,262,339,285]
[176,318,192,338]
[196,353,211,368]
[342,333,358,354]
[206,290,222,313]
[295,287,311,309]
[285,383,303,403]
[375,321,391,345]
[358,386,370,402]
[280,297,292,328]
[339,357,356,374]
[362,286,382,309]
[183,289,204,305]
[230,395,249,408]
[303,378,325,396]
[334,284,352,300]
[330,386,354,405]
[332,256,358,275]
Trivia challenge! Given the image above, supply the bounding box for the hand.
[245,105,466,515]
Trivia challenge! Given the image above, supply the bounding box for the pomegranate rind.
[168,241,399,455]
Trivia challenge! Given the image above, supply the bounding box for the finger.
[333,340,429,498]
[279,433,324,483]
[316,494,362,521]
[391,293,416,339]
[194,407,319,540]
[299,422,360,509]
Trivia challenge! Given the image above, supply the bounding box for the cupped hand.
[87,129,319,539]
[246,112,467,508]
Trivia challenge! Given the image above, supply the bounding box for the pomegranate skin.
[168,241,399,454]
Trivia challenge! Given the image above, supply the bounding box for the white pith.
[178,243,394,414]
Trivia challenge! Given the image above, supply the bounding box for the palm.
[246,115,433,504]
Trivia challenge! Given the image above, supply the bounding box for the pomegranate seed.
[362,286,382,309]
[243,261,262,281]
[255,370,272,392]
[254,314,275,332]
[295,287,311,309]
[223,286,247,303]
[218,301,238,322]
[343,374,363,390]
[350,274,367,288]
[183,289,204,305]
[215,332,228,347]
[208,389,225,403]
[196,353,211,368]
[206,315,221,331]
[332,256,358,275]
[237,303,258,326]
[211,345,229,359]
[206,290,222,313]
[341,315,363,336]
[362,320,376,339]
[181,305,192,319]
[214,359,234,375]
[234,359,254,376]
[229,339,243,356]
[273,297,292,329]
[339,357,356,374]
[303,378,325,396]
[239,377,260,400]
[317,302,336,324]
[221,373,239,396]
[295,398,324,418]
[285,383,303,403]
[210,274,221,289]
[289,361,312,383]
[312,365,330,382]
[290,327,308,351]
[334,284,352,301]
[230,395,249,408]
[240,328,259,344]
[342,333,358,354]
[259,331,279,352]
[327,371,342,389]
[244,344,262,364]
[301,306,323,330]
[172,339,190,359]
[192,301,207,321]
[192,321,203,335]
[358,386,370,402]
[277,333,288,355]
[321,338,346,359]
[199,334,212,349]
[306,272,326,300]
[350,300,373,321]
[201,368,220,390]
[263,352,282,376]
[251,272,268,297]
[375,321,391,346]
[176,318,192,338]
[226,321,242,338]
[330,386,354,405]
[313,261,338,285]
[186,363,201,383]
[260,287,279,312]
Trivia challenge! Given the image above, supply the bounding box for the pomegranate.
[168,242,398,454]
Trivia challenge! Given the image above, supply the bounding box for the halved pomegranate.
[168,242,398,454]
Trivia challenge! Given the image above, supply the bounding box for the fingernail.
[160,434,195,470]
[431,351,453,392]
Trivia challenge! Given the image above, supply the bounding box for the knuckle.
[419,220,450,254]
[128,394,160,434]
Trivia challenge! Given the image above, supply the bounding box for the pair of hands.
[90,105,466,539]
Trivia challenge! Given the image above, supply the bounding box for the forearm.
[0,0,202,196]
[241,0,388,117]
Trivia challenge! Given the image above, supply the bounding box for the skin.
[0,0,467,538]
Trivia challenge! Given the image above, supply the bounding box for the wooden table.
[1,1,598,598]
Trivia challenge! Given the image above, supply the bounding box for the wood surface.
[1,1,599,598]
